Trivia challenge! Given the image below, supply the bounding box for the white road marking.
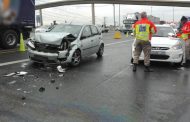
[105,40,132,46]
[0,40,133,67]
[0,59,29,67]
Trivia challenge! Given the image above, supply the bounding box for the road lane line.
[0,40,133,67]
[105,40,133,46]
[0,59,29,67]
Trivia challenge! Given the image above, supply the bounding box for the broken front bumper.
[28,48,69,64]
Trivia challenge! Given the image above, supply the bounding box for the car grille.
[152,47,170,50]
[150,55,169,60]
[31,56,57,64]
[34,42,60,53]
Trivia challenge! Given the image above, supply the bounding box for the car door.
[80,26,93,56]
[90,25,101,53]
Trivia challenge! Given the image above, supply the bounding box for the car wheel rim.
[72,51,81,65]
[6,34,16,46]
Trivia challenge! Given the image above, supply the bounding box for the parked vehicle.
[101,25,109,33]
[131,25,186,65]
[27,24,104,66]
[123,12,160,34]
[0,0,35,49]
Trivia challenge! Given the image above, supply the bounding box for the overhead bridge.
[35,0,190,26]
[36,0,190,10]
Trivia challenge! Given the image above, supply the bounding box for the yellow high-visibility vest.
[135,24,150,41]
[181,33,189,41]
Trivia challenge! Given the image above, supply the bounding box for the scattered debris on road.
[16,71,28,76]
[17,88,22,91]
[57,65,66,73]
[39,87,45,92]
[8,80,17,85]
[59,74,64,77]
[4,72,16,77]
[51,79,56,83]
[21,63,28,68]
[23,91,32,94]
[4,71,28,77]
[21,96,26,100]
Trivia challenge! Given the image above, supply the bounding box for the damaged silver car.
[27,24,104,66]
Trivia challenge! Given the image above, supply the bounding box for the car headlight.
[27,39,35,49]
[171,44,182,50]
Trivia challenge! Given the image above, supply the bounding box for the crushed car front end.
[27,32,78,64]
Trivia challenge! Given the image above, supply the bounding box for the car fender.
[66,44,80,62]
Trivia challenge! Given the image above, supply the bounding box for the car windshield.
[153,26,175,37]
[49,25,82,38]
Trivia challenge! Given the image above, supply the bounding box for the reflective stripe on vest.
[181,33,188,41]
[135,24,150,41]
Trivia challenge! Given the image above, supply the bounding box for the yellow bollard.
[114,31,122,39]
[19,33,26,52]
[126,32,129,38]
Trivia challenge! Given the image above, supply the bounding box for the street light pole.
[119,4,120,27]
[113,4,116,28]
[173,7,175,23]
[91,3,95,25]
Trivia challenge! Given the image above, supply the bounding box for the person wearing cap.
[132,12,157,72]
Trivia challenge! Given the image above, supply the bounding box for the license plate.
[151,51,165,55]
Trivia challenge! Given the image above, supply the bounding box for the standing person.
[177,16,190,61]
[132,12,157,72]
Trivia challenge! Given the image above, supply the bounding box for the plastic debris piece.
[4,72,16,77]
[57,66,66,73]
[39,87,45,92]
[17,88,22,91]
[23,103,26,106]
[56,87,59,90]
[21,96,26,100]
[8,80,17,85]
[59,74,64,77]
[21,63,28,68]
[23,91,31,94]
[16,71,28,76]
[51,79,55,83]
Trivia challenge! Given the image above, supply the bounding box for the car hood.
[151,37,180,47]
[34,32,71,45]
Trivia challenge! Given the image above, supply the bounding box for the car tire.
[131,58,134,64]
[97,44,104,58]
[70,50,81,67]
[1,30,18,49]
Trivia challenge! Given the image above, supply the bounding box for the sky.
[35,0,190,26]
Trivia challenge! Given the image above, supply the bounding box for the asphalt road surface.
[0,32,190,122]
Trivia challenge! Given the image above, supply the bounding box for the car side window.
[91,26,99,35]
[81,26,92,39]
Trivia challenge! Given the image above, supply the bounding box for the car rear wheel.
[70,50,81,67]
[97,44,104,58]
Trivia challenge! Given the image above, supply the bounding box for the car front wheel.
[97,44,104,58]
[70,50,81,67]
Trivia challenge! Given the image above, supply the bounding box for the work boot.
[133,64,137,72]
[144,66,153,72]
